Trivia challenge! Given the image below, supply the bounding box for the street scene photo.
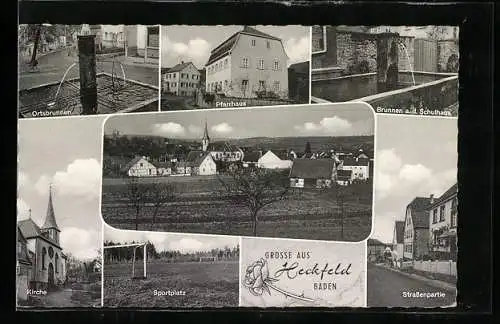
[18,24,160,118]
[367,115,457,307]
[17,118,103,308]
[103,226,239,307]
[100,103,374,241]
[311,26,459,117]
[160,25,310,111]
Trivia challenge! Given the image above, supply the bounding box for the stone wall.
[437,40,459,72]
[336,31,378,74]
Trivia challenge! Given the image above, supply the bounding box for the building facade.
[403,197,432,260]
[339,157,370,181]
[205,26,289,99]
[163,62,201,96]
[125,25,160,63]
[122,156,158,177]
[289,159,337,189]
[392,220,405,259]
[428,183,458,260]
[257,150,293,169]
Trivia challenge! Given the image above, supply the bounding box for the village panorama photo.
[100,103,375,241]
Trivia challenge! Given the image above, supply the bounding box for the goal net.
[199,256,218,262]
[103,243,148,279]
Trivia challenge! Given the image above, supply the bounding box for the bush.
[421,254,432,261]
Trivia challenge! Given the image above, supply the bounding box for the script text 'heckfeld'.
[274,262,352,281]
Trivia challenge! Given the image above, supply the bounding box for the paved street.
[367,263,456,307]
[19,47,159,90]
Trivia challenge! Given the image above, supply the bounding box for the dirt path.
[30,288,100,308]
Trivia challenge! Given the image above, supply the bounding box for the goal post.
[103,243,147,279]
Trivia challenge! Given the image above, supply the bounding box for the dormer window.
[251,39,256,46]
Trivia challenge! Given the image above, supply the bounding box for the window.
[258,58,264,70]
[451,197,457,228]
[432,209,438,223]
[147,26,160,48]
[241,79,249,89]
[273,81,280,92]
[224,58,228,68]
[241,57,249,68]
[439,205,446,222]
[251,39,256,46]
[259,80,265,90]
[55,254,59,273]
[266,40,270,49]
[273,60,279,71]
[224,80,228,89]
[42,247,47,269]
[312,26,327,54]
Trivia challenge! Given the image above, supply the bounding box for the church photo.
[101,103,375,241]
[17,117,104,308]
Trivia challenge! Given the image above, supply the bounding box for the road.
[19,47,159,90]
[367,263,456,307]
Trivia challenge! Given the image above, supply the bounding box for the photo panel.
[18,24,160,119]
[310,26,459,118]
[160,25,310,111]
[103,225,240,308]
[367,114,457,307]
[240,237,366,307]
[100,103,375,242]
[16,117,104,308]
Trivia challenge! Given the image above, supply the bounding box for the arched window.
[42,247,47,270]
[55,254,59,273]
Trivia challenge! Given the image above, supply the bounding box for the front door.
[48,263,55,289]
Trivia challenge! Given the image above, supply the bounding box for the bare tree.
[217,167,289,236]
[126,177,150,231]
[426,26,450,40]
[146,182,177,230]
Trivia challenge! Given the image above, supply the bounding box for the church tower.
[202,119,210,152]
[42,185,61,245]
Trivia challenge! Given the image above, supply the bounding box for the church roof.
[186,150,212,166]
[42,187,60,231]
[202,120,210,141]
[18,218,61,249]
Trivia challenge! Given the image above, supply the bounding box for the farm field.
[101,176,373,241]
[103,261,239,307]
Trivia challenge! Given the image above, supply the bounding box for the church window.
[42,247,47,269]
[55,254,59,273]
[48,246,54,259]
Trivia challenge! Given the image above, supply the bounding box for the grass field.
[101,176,373,241]
[103,261,239,307]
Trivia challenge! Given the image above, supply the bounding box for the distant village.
[108,121,373,189]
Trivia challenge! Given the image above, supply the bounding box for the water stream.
[398,42,416,86]
[51,62,78,108]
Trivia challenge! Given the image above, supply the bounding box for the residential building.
[339,157,370,181]
[288,61,310,103]
[163,61,201,96]
[392,220,405,258]
[428,183,458,260]
[17,187,67,291]
[289,159,337,189]
[257,150,293,169]
[242,151,262,168]
[121,156,158,177]
[185,151,217,176]
[125,25,159,63]
[17,226,33,302]
[367,238,389,262]
[154,161,172,176]
[403,196,432,260]
[336,169,352,186]
[205,26,289,99]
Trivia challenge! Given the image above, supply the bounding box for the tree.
[217,167,289,236]
[304,141,312,155]
[426,26,450,40]
[126,177,150,231]
[146,182,177,230]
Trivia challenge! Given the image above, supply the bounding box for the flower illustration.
[243,258,314,303]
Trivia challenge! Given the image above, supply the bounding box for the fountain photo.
[310,26,459,117]
[160,25,310,111]
[18,24,160,118]
[100,103,374,241]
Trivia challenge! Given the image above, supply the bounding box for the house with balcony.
[403,196,432,260]
[428,183,458,260]
[163,61,201,96]
[205,26,289,99]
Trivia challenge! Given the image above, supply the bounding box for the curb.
[372,263,456,292]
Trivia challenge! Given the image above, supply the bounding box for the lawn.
[103,261,239,308]
[101,176,373,241]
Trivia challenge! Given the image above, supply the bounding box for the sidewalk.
[372,262,456,292]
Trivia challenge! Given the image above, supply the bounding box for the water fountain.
[398,41,416,86]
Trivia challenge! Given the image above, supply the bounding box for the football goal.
[199,256,218,262]
[103,243,148,279]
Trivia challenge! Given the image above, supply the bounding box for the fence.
[413,260,457,277]
[414,39,438,72]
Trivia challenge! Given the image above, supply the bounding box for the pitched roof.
[153,161,173,169]
[428,183,458,208]
[408,196,432,212]
[342,157,369,166]
[290,159,335,179]
[336,26,373,34]
[17,226,32,265]
[18,218,61,248]
[288,61,309,74]
[120,156,147,173]
[206,26,282,66]
[395,221,405,244]
[367,238,387,246]
[243,151,262,163]
[186,151,212,166]
[42,187,60,231]
[406,197,432,228]
[337,169,352,179]
[167,61,198,73]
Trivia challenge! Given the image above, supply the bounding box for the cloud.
[294,116,352,135]
[375,172,396,200]
[399,164,432,183]
[35,175,52,195]
[152,122,186,137]
[377,149,402,173]
[60,227,100,260]
[371,212,400,243]
[162,36,211,68]
[188,125,202,135]
[52,159,101,198]
[18,171,30,190]
[212,122,233,134]
[284,36,310,65]
[17,198,30,220]
[168,238,205,253]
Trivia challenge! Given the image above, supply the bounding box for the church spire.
[203,119,210,141]
[42,184,60,232]
[202,119,210,152]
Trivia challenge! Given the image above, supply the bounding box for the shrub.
[421,254,432,261]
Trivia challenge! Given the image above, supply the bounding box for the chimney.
[430,194,434,203]
[77,35,98,115]
[181,61,184,64]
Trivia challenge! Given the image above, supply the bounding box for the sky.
[372,115,458,244]
[160,25,310,69]
[104,103,374,139]
[17,116,106,261]
[104,225,239,253]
